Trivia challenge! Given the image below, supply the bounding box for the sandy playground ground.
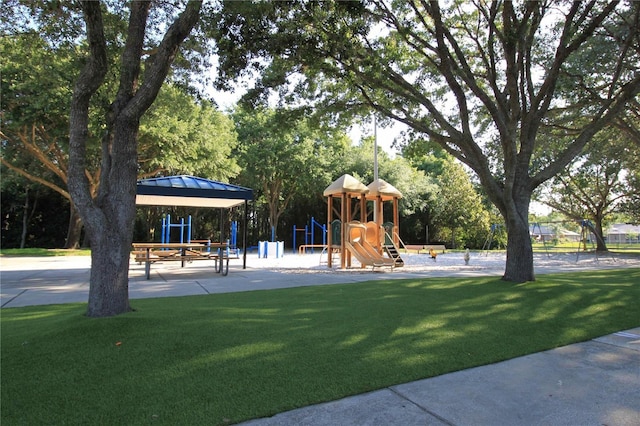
[238,249,640,276]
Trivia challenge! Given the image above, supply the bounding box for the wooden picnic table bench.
[132,242,229,279]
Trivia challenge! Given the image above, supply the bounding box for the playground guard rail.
[384,229,407,252]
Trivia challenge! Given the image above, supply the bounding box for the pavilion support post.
[327,196,333,268]
[220,209,226,273]
[242,200,248,269]
[219,209,225,243]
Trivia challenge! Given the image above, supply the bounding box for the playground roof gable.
[136,175,253,208]
[366,178,402,200]
[323,174,369,196]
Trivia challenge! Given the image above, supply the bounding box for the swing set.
[483,219,615,263]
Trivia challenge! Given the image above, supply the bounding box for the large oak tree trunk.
[20,186,33,249]
[492,183,536,283]
[68,1,202,317]
[503,211,535,282]
[592,216,608,252]
[85,120,138,316]
[79,182,136,316]
[64,203,83,249]
[86,227,132,315]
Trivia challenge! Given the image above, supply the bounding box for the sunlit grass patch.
[2,268,638,425]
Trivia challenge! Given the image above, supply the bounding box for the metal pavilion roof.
[136,175,253,208]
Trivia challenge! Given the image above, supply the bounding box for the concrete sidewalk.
[0,254,514,308]
[240,329,640,426]
[1,255,639,425]
[3,252,637,308]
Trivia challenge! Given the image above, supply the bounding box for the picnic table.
[132,242,229,279]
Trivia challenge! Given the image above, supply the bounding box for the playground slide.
[358,238,395,266]
[345,240,386,267]
[346,221,395,268]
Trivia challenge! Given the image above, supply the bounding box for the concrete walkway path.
[3,252,637,308]
[1,253,517,308]
[240,329,640,426]
[1,255,639,425]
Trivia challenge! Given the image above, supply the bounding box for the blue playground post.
[292,217,327,253]
[161,214,192,244]
[292,224,306,252]
[226,221,240,258]
[231,221,238,248]
[310,217,327,251]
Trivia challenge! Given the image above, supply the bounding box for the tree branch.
[68,0,108,221]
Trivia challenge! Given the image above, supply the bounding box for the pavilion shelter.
[366,179,403,249]
[136,175,253,269]
[323,174,369,269]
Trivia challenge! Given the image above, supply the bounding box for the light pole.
[373,115,379,225]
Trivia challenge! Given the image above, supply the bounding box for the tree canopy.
[1,24,238,248]
[232,106,350,238]
[541,127,640,250]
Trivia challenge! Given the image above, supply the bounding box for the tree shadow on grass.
[1,269,638,425]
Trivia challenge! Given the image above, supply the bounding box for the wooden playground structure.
[323,174,405,270]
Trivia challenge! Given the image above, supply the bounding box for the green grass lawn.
[2,269,639,425]
[0,248,92,257]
